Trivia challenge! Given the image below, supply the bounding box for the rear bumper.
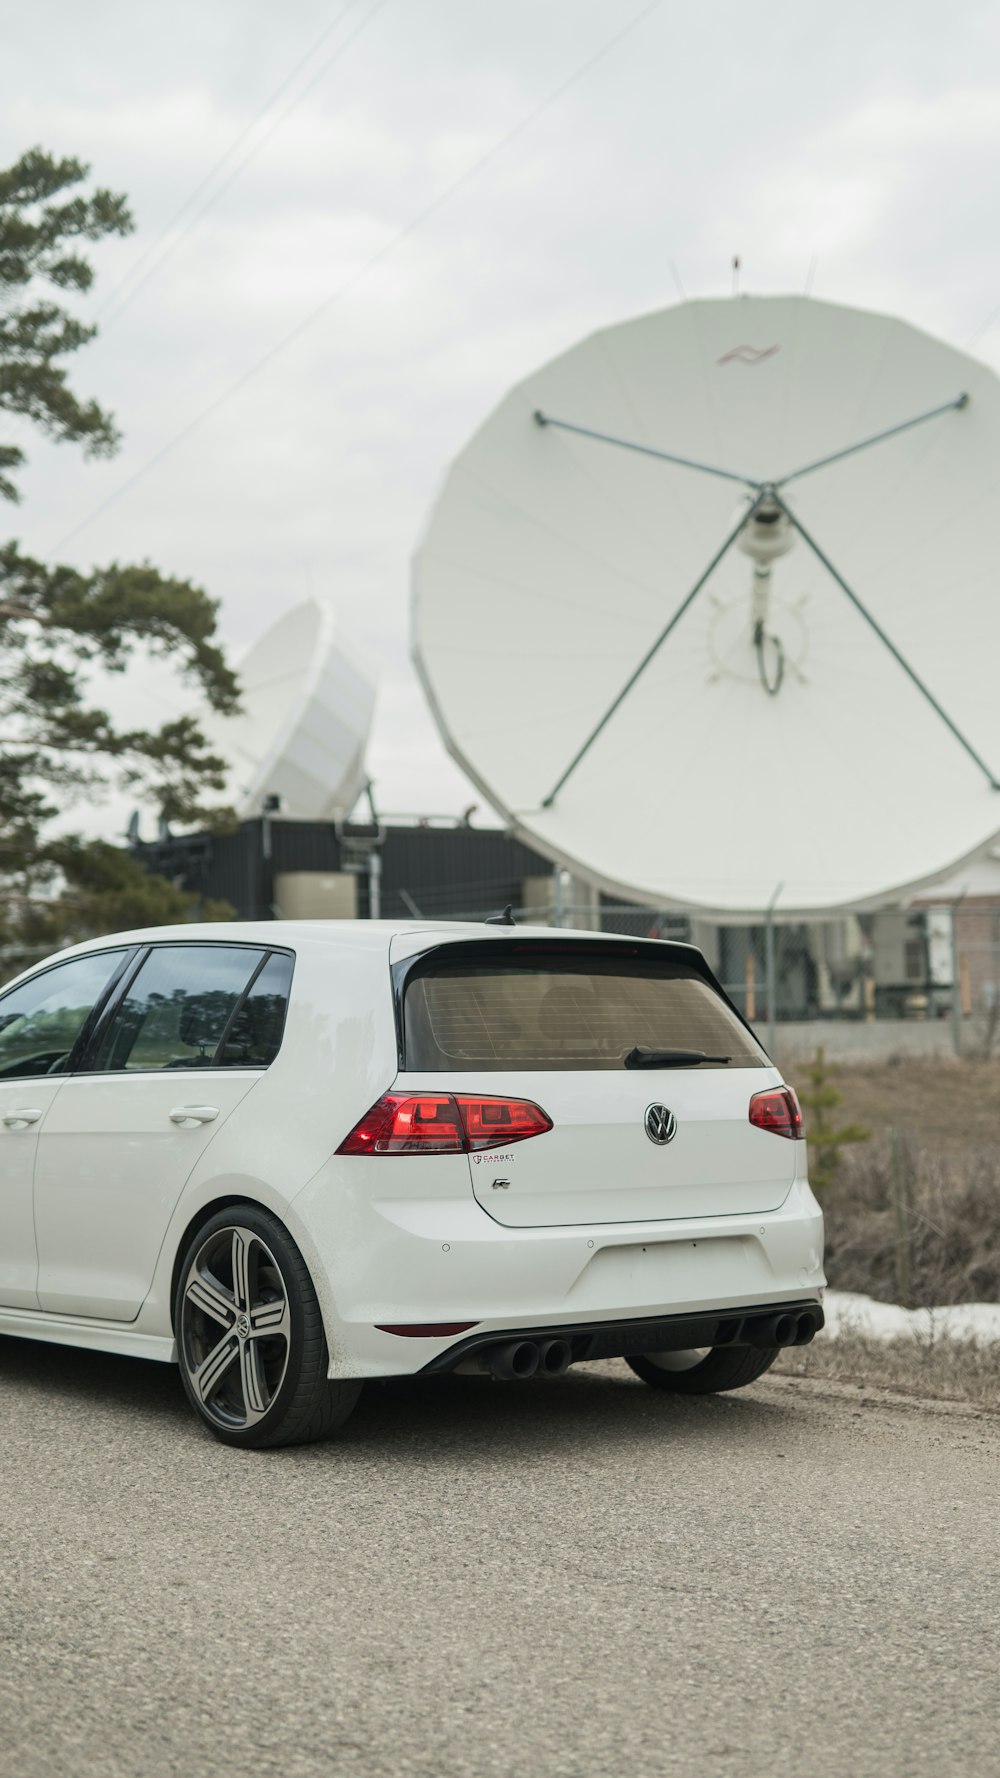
[291,1164,825,1379]
[421,1299,826,1372]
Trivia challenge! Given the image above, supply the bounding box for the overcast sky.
[4,0,1000,832]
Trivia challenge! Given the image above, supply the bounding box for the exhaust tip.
[537,1338,572,1377]
[747,1312,798,1349]
[509,1341,540,1378]
[481,1339,540,1379]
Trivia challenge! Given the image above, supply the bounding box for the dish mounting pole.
[775,394,969,487]
[769,490,1000,791]
[534,387,989,807]
[533,411,755,488]
[541,494,766,808]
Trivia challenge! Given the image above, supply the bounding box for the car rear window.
[401,945,765,1071]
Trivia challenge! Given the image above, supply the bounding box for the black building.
[133,817,555,924]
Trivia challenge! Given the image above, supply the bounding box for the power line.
[966,301,1000,350]
[94,1,363,319]
[51,0,667,556]
[96,0,387,329]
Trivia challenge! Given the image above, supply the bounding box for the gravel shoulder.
[775,1324,1000,1412]
[2,1338,999,1778]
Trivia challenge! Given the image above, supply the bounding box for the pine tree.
[0,147,133,499]
[0,148,239,949]
[797,1044,870,1191]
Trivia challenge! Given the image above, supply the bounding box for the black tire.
[626,1343,779,1395]
[174,1203,361,1448]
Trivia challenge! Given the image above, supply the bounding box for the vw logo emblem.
[644,1103,677,1145]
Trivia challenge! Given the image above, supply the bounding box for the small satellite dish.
[208,599,375,821]
[412,295,1000,915]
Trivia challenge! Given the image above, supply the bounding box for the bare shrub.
[822,1135,1000,1307]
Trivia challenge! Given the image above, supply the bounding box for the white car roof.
[1,920,706,1004]
[20,919,696,967]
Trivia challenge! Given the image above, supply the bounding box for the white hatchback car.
[0,920,824,1447]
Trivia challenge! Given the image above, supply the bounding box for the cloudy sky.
[4,0,1000,831]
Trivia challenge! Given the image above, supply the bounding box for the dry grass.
[775,1328,1000,1413]
[775,1055,1000,1308]
[783,1054,1000,1153]
[820,1138,1000,1306]
[768,1058,1000,1405]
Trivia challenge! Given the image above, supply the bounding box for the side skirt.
[0,1306,176,1364]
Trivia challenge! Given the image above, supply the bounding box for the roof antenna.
[732,254,741,297]
[485,904,516,926]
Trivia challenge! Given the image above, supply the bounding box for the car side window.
[92,945,265,1074]
[0,950,129,1081]
[215,951,293,1068]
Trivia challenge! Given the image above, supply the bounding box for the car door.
[32,943,287,1322]
[0,948,132,1309]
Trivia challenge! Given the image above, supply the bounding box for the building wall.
[135,820,552,924]
[953,899,1000,1013]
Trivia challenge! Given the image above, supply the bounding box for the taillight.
[336,1093,552,1156]
[748,1085,804,1140]
[337,1094,465,1155]
[458,1095,552,1148]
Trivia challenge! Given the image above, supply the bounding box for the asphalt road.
[1,1341,998,1778]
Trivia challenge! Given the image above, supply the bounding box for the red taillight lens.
[336,1093,552,1156]
[748,1085,804,1140]
[456,1094,552,1149]
[337,1093,465,1155]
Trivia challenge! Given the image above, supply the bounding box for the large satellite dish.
[413,295,1000,915]
[209,599,375,819]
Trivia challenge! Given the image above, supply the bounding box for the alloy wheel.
[179,1225,292,1430]
[644,1347,712,1372]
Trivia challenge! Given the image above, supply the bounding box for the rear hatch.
[396,936,796,1228]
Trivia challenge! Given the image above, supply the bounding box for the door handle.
[2,1109,42,1128]
[169,1106,220,1125]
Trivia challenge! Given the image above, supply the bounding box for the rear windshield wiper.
[623,1046,731,1069]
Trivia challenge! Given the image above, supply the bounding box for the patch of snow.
[823,1291,1000,1343]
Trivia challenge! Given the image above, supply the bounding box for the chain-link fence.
[9,836,1000,1059]
[398,878,1000,1056]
